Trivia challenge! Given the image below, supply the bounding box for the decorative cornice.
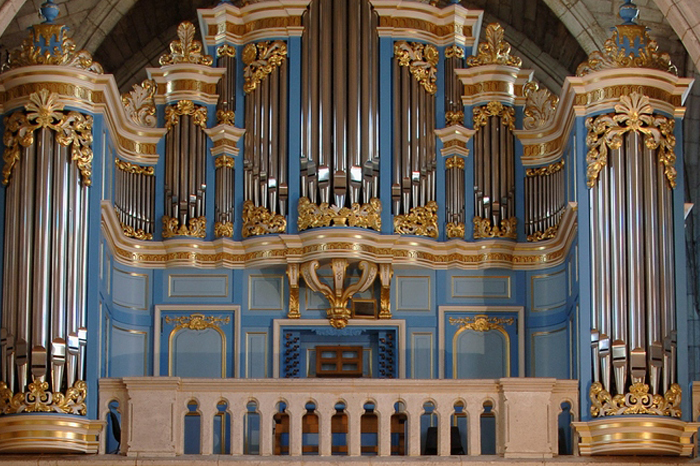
[466,23,521,68]
[297,197,381,231]
[242,200,286,238]
[243,40,287,94]
[159,22,213,66]
[473,216,517,239]
[0,380,87,415]
[164,100,208,131]
[523,82,558,130]
[590,381,681,417]
[449,315,514,332]
[121,79,157,128]
[394,41,439,95]
[394,201,438,238]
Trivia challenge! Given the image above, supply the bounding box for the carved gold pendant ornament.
[590,381,681,418]
[393,201,439,238]
[473,216,517,239]
[241,200,286,238]
[297,197,381,231]
[0,380,87,415]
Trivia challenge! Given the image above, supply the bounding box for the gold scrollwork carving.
[165,313,230,330]
[159,21,213,66]
[286,263,301,319]
[473,101,515,131]
[445,156,465,170]
[162,216,207,238]
[523,81,558,130]
[445,111,464,126]
[242,200,286,238]
[466,23,522,68]
[473,216,517,239]
[217,44,236,58]
[393,201,438,238]
[446,222,465,239]
[297,197,382,231]
[214,221,233,238]
[526,224,558,242]
[115,158,154,176]
[243,41,288,94]
[0,380,87,415]
[121,222,153,241]
[9,24,103,73]
[214,155,235,169]
[449,315,515,332]
[590,382,682,418]
[164,100,208,131]
[585,92,676,188]
[576,26,676,77]
[526,159,564,177]
[394,41,439,95]
[3,89,93,186]
[445,45,465,59]
[216,109,235,126]
[121,79,157,128]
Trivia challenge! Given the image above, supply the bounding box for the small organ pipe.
[279,61,289,215]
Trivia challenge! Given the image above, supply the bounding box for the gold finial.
[466,23,522,67]
[159,21,213,66]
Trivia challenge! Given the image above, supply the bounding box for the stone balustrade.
[98,377,578,458]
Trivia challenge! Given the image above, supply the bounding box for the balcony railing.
[99,377,578,458]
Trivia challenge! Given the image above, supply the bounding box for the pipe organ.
[0,0,698,457]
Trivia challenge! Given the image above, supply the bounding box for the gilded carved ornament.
[527,224,558,243]
[286,263,301,319]
[162,216,207,238]
[165,313,230,330]
[243,41,288,94]
[215,155,235,169]
[378,263,393,319]
[120,215,153,241]
[444,45,465,59]
[0,380,87,415]
[159,21,213,66]
[217,44,236,58]
[121,80,157,128]
[242,200,286,237]
[445,111,464,126]
[115,158,154,176]
[526,159,564,177]
[523,82,558,131]
[3,89,94,186]
[445,156,465,170]
[473,101,515,131]
[214,221,233,238]
[449,315,515,332]
[297,197,381,231]
[9,24,103,73]
[473,216,517,239]
[466,23,522,68]
[446,222,465,239]
[590,381,681,417]
[576,25,676,77]
[216,110,235,126]
[394,41,439,95]
[585,92,676,188]
[394,201,438,238]
[165,100,208,131]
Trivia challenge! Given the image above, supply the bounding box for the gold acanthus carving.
[576,26,676,77]
[527,225,558,242]
[242,200,286,238]
[121,220,153,241]
[297,197,381,231]
[301,259,378,329]
[586,92,676,188]
[162,216,207,239]
[215,155,235,169]
[217,44,236,58]
[394,201,439,238]
[214,221,233,238]
[449,315,515,332]
[473,216,517,239]
[444,45,465,59]
[286,263,301,319]
[243,41,288,94]
[165,100,208,131]
[445,111,464,126]
[394,41,439,95]
[165,313,230,330]
[523,82,558,130]
[159,21,213,66]
[9,24,103,73]
[3,89,93,186]
[0,380,87,415]
[466,23,522,67]
[590,381,681,417]
[526,159,564,177]
[378,263,393,319]
[445,156,465,170]
[446,222,465,239]
[216,109,235,126]
[121,79,157,128]
[473,101,515,131]
[115,158,154,176]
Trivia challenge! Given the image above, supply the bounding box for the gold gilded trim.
[445,156,465,170]
[162,216,206,238]
[445,45,464,59]
[216,109,235,126]
[573,84,681,108]
[526,159,564,177]
[0,380,87,415]
[210,17,303,38]
[242,200,286,237]
[243,40,287,94]
[214,155,235,169]
[121,79,156,128]
[378,17,462,38]
[217,44,236,58]
[115,158,154,176]
[586,92,676,188]
[445,111,464,126]
[473,101,515,131]
[523,81,558,130]
[214,221,233,238]
[164,100,208,131]
[590,381,682,417]
[297,197,381,231]
[527,224,558,242]
[473,216,517,239]
[446,222,465,239]
[394,41,439,95]
[165,313,230,330]
[394,201,438,238]
[121,223,153,241]
[159,21,213,66]
[449,315,514,332]
[466,23,521,68]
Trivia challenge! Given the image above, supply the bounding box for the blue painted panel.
[452,276,510,299]
[246,333,268,378]
[168,274,229,298]
[249,275,284,310]
[112,268,149,310]
[172,328,224,378]
[531,327,568,378]
[109,326,147,377]
[396,276,431,311]
[412,333,433,379]
[455,330,506,378]
[531,270,567,311]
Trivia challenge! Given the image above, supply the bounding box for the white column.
[467,404,481,456]
[288,399,304,456]
[437,404,451,455]
[347,400,363,456]
[199,395,217,455]
[376,395,393,456]
[407,397,422,456]
[258,395,274,456]
[318,403,334,456]
[229,396,246,455]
